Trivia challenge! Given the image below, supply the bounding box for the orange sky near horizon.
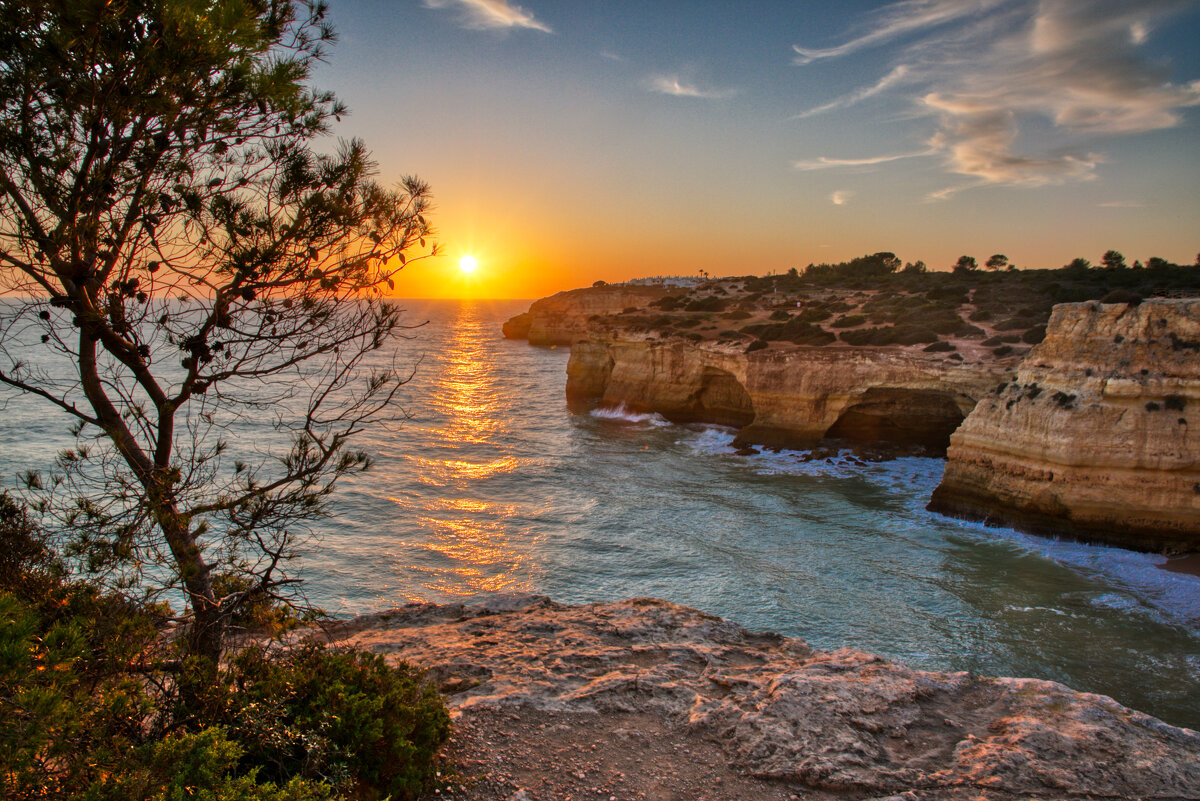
[338,2,1200,301]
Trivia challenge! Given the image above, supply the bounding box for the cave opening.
[692,367,755,428]
[825,388,966,454]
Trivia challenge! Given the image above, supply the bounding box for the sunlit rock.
[321,596,1200,799]
[931,299,1200,552]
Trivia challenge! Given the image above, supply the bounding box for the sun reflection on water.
[386,302,534,598]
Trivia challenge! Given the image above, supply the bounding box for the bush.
[923,341,955,352]
[968,309,993,322]
[685,296,725,312]
[796,307,832,323]
[831,314,866,328]
[225,643,450,801]
[1022,324,1047,345]
[768,309,791,321]
[745,339,769,353]
[1100,289,1143,305]
[723,310,751,320]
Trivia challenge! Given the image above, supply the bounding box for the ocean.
[2,298,1199,729]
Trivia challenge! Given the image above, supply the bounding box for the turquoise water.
[3,299,1199,729]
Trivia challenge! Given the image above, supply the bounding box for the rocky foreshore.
[320,595,1200,800]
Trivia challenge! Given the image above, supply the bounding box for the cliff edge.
[322,595,1200,800]
[930,299,1200,552]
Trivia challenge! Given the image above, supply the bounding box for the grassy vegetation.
[0,493,450,801]
[620,252,1200,355]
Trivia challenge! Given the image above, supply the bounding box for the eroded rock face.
[567,339,1001,452]
[931,299,1200,552]
[503,285,670,346]
[321,595,1200,799]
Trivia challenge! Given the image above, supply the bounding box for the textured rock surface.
[320,595,1200,800]
[931,299,1200,552]
[567,339,1003,451]
[502,285,670,346]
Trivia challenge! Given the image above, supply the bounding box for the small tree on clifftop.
[0,0,435,668]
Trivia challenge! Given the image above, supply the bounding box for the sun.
[459,254,479,274]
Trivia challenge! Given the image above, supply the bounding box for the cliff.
[502,285,670,346]
[567,338,1004,452]
[322,595,1200,800]
[930,299,1200,552]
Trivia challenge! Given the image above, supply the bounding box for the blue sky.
[314,0,1200,298]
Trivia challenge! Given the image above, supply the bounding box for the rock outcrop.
[503,285,670,346]
[930,299,1200,552]
[322,595,1200,800]
[568,339,1004,452]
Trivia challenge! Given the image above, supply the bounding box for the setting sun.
[459,254,479,274]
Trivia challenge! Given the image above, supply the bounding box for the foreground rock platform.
[318,595,1200,800]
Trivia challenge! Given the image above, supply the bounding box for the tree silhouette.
[0,0,435,667]
[1101,250,1127,270]
[985,254,1009,271]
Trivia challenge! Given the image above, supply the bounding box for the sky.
[312,0,1200,299]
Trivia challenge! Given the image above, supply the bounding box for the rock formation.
[321,595,1200,800]
[568,339,1004,452]
[502,285,670,346]
[930,299,1200,552]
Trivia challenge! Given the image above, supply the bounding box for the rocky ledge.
[931,299,1200,552]
[320,595,1200,800]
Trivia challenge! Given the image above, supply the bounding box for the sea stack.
[930,298,1200,552]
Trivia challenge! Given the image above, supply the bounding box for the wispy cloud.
[647,75,735,99]
[423,0,551,33]
[793,65,912,118]
[830,190,855,206]
[792,0,1007,64]
[791,0,1200,196]
[793,149,935,171]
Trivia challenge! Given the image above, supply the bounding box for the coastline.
[318,595,1200,800]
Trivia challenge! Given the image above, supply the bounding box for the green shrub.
[225,643,449,801]
[722,310,751,320]
[968,309,993,322]
[923,341,955,352]
[1022,324,1047,345]
[831,314,866,328]
[684,296,725,312]
[745,339,769,353]
[768,309,791,321]
[796,307,832,323]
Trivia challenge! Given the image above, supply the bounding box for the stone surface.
[319,595,1200,800]
[567,339,1003,452]
[931,299,1200,552]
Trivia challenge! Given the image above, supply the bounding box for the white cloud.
[792,0,1007,64]
[792,65,912,118]
[831,190,855,206]
[791,0,1200,194]
[423,0,551,33]
[793,149,935,171]
[647,75,735,100]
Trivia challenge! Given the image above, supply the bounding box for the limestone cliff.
[567,338,1003,452]
[930,299,1200,552]
[503,285,669,346]
[323,595,1200,800]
